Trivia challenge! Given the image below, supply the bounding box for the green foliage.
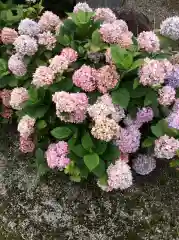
[84,153,100,171]
[112,88,130,109]
[1,2,179,187]
[51,127,73,140]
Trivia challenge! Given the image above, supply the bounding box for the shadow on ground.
[0,124,179,240]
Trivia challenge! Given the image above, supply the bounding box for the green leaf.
[128,59,144,72]
[84,153,99,171]
[98,174,108,186]
[133,78,140,89]
[49,78,73,92]
[35,148,49,177]
[112,88,130,109]
[91,30,102,46]
[151,119,179,138]
[92,159,105,177]
[94,140,107,155]
[0,58,8,75]
[70,175,81,182]
[71,144,87,157]
[144,90,158,106]
[102,144,120,161]
[36,120,47,130]
[110,45,133,69]
[51,127,72,140]
[170,159,179,168]
[142,137,155,148]
[24,105,49,119]
[81,132,94,151]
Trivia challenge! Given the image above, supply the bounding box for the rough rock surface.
[77,0,179,26]
[1,124,179,239]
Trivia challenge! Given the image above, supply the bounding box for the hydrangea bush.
[1,2,179,191]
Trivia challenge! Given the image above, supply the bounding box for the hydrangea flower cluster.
[91,116,120,142]
[107,159,133,190]
[13,35,38,56]
[72,64,119,93]
[94,8,117,23]
[160,16,179,40]
[158,86,176,106]
[135,107,154,128]
[38,11,61,32]
[38,31,57,50]
[99,19,133,48]
[18,18,40,37]
[154,135,179,159]
[132,154,156,175]
[10,87,29,110]
[165,65,179,88]
[46,141,70,169]
[0,27,18,45]
[114,125,141,154]
[73,2,93,13]
[52,91,88,123]
[8,54,27,77]
[139,58,173,87]
[17,115,35,139]
[87,94,125,122]
[137,31,160,53]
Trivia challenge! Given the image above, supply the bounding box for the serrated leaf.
[112,88,130,109]
[84,153,99,171]
[51,127,72,140]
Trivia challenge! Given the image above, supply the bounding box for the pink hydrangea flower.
[19,137,35,153]
[137,31,160,53]
[52,91,88,123]
[118,31,133,48]
[13,35,38,56]
[38,31,56,50]
[49,55,69,74]
[99,20,129,43]
[73,2,93,13]
[94,8,116,23]
[1,107,13,119]
[1,27,18,44]
[17,115,35,139]
[60,48,78,63]
[158,85,176,106]
[96,65,119,93]
[87,94,125,122]
[1,89,11,107]
[139,58,173,87]
[154,135,179,159]
[38,11,61,32]
[91,116,120,142]
[8,54,27,77]
[10,87,29,110]
[107,160,133,190]
[32,66,55,88]
[46,141,70,169]
[72,64,97,92]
